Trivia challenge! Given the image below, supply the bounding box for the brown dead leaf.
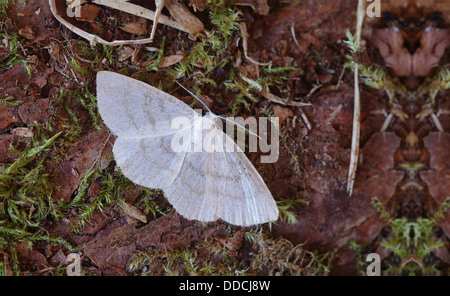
[11,127,34,138]
[15,242,48,268]
[423,132,450,171]
[117,46,134,62]
[361,132,400,172]
[0,107,20,130]
[119,18,148,35]
[165,0,205,39]
[412,28,450,77]
[239,64,260,80]
[18,26,36,40]
[419,132,450,205]
[216,231,243,256]
[122,202,147,224]
[235,0,270,15]
[188,0,206,12]
[420,170,450,205]
[272,105,294,124]
[18,98,50,124]
[9,0,60,42]
[158,54,185,68]
[75,4,101,23]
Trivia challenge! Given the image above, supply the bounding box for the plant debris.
[0,0,449,276]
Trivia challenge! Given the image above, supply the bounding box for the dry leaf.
[18,26,36,40]
[119,18,148,35]
[188,0,206,12]
[216,231,244,256]
[11,127,34,138]
[123,202,147,223]
[75,4,101,23]
[158,54,185,68]
[117,46,134,62]
[239,64,260,80]
[165,0,205,39]
[272,105,294,124]
[254,0,270,15]
[50,0,186,45]
[235,0,270,15]
[71,168,80,178]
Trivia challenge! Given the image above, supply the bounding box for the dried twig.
[346,0,365,195]
[237,22,272,67]
[50,0,153,45]
[49,0,204,45]
[164,0,205,40]
[290,22,299,47]
[94,0,204,39]
[150,0,166,41]
[261,91,311,107]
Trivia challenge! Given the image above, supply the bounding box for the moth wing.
[96,71,196,139]
[204,123,279,226]
[163,147,218,223]
[112,129,191,189]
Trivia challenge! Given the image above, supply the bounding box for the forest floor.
[0,0,449,276]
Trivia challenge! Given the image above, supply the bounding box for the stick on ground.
[346,0,366,195]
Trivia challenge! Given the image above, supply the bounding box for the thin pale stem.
[347,0,366,195]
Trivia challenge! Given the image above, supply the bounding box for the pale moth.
[96,71,279,226]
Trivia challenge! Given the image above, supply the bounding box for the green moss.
[69,165,136,232]
[0,32,31,76]
[0,0,14,24]
[371,196,448,275]
[0,132,77,275]
[0,95,21,106]
[70,56,90,75]
[136,188,169,219]
[344,31,406,102]
[54,86,103,147]
[77,85,103,131]
[418,68,450,104]
[249,233,333,275]
[276,198,307,226]
[130,248,204,276]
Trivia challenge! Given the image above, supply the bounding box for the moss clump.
[0,132,75,275]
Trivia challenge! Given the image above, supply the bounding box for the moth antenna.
[175,80,212,114]
[221,116,263,141]
[175,81,262,140]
